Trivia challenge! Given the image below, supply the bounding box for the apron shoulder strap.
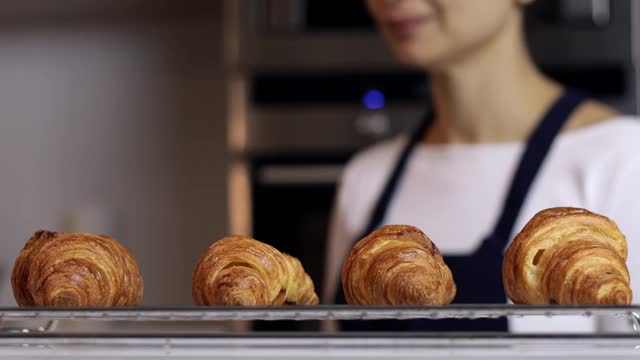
[488,90,587,243]
[362,112,434,236]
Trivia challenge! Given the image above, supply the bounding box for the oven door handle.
[257,165,344,185]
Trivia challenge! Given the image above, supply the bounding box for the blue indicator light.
[362,89,385,110]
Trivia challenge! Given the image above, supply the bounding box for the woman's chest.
[381,151,588,255]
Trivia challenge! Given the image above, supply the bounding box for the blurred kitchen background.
[0,0,638,307]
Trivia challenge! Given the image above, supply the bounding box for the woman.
[325,0,640,332]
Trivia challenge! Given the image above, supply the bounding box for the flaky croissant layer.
[503,207,632,305]
[12,230,143,307]
[342,225,456,306]
[192,236,319,306]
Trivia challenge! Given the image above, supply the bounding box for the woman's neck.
[424,15,562,145]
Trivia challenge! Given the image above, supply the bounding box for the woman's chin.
[392,47,456,72]
[393,50,435,70]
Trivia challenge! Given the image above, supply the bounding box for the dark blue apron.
[334,90,586,332]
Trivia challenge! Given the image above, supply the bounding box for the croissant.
[12,230,143,307]
[503,207,632,305]
[192,235,319,306]
[342,225,456,305]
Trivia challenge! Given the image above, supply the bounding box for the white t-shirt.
[325,116,640,333]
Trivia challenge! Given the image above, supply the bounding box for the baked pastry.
[12,230,143,307]
[503,207,632,305]
[341,225,456,305]
[192,236,319,306]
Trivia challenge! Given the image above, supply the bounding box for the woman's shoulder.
[566,99,621,130]
[567,98,640,145]
[565,115,640,152]
[559,115,640,184]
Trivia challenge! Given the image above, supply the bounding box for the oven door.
[250,155,347,330]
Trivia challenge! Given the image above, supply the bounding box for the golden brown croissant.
[192,235,319,306]
[503,207,632,305]
[12,230,143,307]
[341,225,456,305]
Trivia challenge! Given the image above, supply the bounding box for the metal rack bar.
[0,305,637,322]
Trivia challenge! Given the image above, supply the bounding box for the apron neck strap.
[361,90,587,242]
[488,90,587,242]
[361,110,434,236]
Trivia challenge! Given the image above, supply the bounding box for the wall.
[0,4,227,305]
